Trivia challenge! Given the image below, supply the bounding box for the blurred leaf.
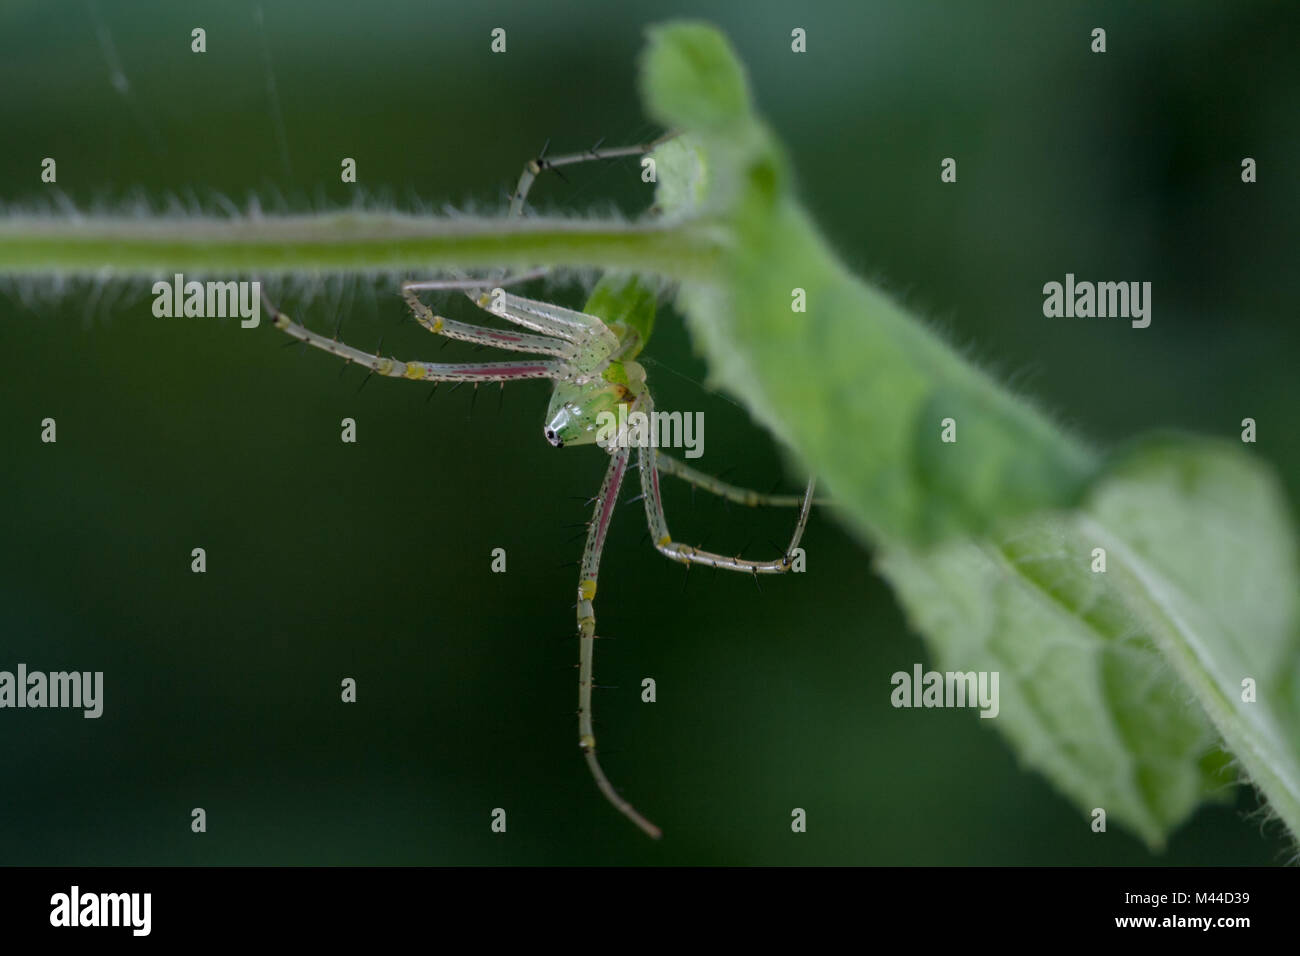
[878,514,1229,847]
[1083,437,1300,839]
[875,438,1300,846]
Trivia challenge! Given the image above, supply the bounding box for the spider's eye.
[544,427,564,448]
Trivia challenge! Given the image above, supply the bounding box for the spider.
[263,136,817,838]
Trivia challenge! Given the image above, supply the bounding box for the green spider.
[265,137,816,839]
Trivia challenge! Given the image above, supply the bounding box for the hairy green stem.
[0,212,723,280]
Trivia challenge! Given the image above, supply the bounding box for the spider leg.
[636,394,815,574]
[576,414,662,839]
[466,288,619,346]
[438,288,621,381]
[509,130,680,219]
[403,281,615,354]
[266,295,563,383]
[401,284,620,382]
[654,451,827,508]
[400,287,574,359]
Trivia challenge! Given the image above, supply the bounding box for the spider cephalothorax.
[544,358,648,448]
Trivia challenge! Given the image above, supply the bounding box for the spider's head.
[543,362,646,449]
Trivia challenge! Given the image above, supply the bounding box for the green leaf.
[877,514,1230,847]
[1081,437,1300,839]
[876,437,1300,845]
[640,21,755,133]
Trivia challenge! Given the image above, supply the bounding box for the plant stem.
[0,212,722,280]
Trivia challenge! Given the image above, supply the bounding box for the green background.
[0,0,1296,864]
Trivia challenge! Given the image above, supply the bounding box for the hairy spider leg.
[653,450,827,509]
[637,393,815,573]
[508,131,681,219]
[267,294,563,384]
[576,393,662,838]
